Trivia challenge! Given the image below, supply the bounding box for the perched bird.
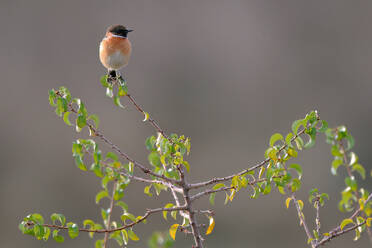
[99,25,133,78]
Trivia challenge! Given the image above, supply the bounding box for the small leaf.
[286,197,292,209]
[297,200,304,211]
[114,95,125,108]
[291,178,301,192]
[144,185,153,197]
[169,224,179,240]
[285,133,293,145]
[88,114,100,129]
[96,190,109,204]
[206,216,215,235]
[50,213,66,226]
[163,203,174,220]
[53,230,64,243]
[100,75,109,87]
[340,218,354,230]
[209,193,216,205]
[349,152,358,166]
[143,112,149,122]
[63,112,72,126]
[67,222,79,239]
[270,133,284,147]
[289,163,302,179]
[76,114,86,129]
[331,159,343,175]
[352,164,366,180]
[128,229,139,241]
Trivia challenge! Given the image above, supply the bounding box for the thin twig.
[103,181,117,248]
[189,128,306,189]
[25,206,187,233]
[190,186,235,202]
[316,193,372,247]
[290,191,316,248]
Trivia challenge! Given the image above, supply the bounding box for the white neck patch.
[111,34,126,39]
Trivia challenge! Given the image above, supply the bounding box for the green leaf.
[128,229,139,241]
[106,86,114,98]
[96,190,109,204]
[106,152,118,161]
[114,95,125,108]
[169,224,179,240]
[270,133,284,147]
[67,222,79,239]
[349,152,358,166]
[345,177,358,191]
[88,114,100,129]
[340,218,354,230]
[294,136,304,150]
[116,201,129,213]
[285,133,293,145]
[291,178,301,192]
[63,112,72,126]
[49,90,57,106]
[50,213,66,226]
[95,239,104,248]
[31,213,44,224]
[292,119,306,135]
[304,127,316,149]
[100,75,109,87]
[163,203,174,220]
[331,159,343,175]
[52,230,64,243]
[209,193,216,205]
[76,114,86,129]
[74,155,87,171]
[289,163,302,179]
[43,227,51,241]
[144,185,153,197]
[148,152,161,167]
[318,120,328,133]
[352,164,366,179]
[121,213,136,223]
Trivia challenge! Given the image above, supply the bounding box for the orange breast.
[99,35,132,70]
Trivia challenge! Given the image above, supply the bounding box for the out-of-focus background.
[1,1,372,247]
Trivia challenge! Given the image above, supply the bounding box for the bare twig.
[290,192,316,248]
[191,186,235,202]
[103,181,117,248]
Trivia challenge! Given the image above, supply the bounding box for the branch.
[189,128,306,189]
[191,186,235,202]
[57,91,180,185]
[25,206,187,234]
[316,193,372,247]
[103,181,116,248]
[290,192,316,248]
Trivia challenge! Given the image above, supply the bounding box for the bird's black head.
[107,25,133,38]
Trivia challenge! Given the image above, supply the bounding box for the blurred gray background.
[1,0,372,247]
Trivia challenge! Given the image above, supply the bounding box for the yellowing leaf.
[367,218,372,227]
[206,216,215,235]
[286,197,292,209]
[340,218,354,230]
[297,200,304,211]
[169,224,179,240]
[143,112,149,122]
[128,229,139,241]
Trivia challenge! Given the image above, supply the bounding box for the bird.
[99,25,133,79]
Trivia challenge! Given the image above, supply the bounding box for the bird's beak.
[127,29,133,32]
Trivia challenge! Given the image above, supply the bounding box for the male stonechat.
[99,25,133,78]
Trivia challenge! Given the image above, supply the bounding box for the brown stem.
[103,182,117,248]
